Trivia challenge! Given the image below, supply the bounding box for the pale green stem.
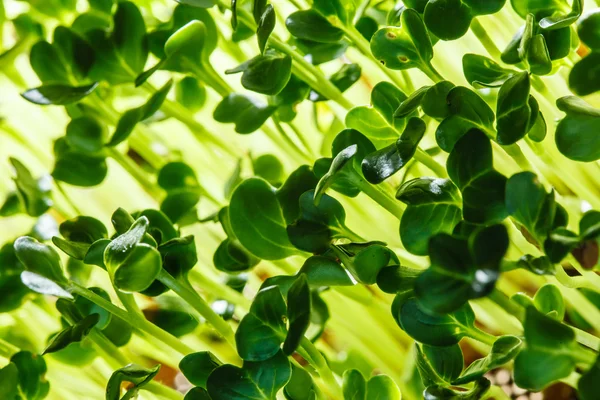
[157,270,238,355]
[69,283,195,356]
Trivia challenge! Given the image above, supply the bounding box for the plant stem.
[298,337,343,399]
[351,176,405,220]
[69,283,195,356]
[488,288,525,322]
[157,270,238,354]
[468,327,496,346]
[0,337,19,359]
[470,19,502,60]
[414,148,448,177]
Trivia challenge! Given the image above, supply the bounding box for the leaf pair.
[235,277,310,360]
[415,224,509,314]
[342,369,401,399]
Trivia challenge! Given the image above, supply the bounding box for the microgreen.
[2,0,600,399]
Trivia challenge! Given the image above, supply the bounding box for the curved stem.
[157,270,238,354]
[298,337,343,399]
[69,283,195,356]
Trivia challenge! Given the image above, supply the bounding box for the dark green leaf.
[43,313,99,354]
[106,364,160,400]
[180,352,222,388]
[396,178,462,255]
[283,274,311,355]
[21,83,98,105]
[286,10,344,43]
[214,93,276,134]
[555,96,600,162]
[256,4,275,54]
[462,53,515,87]
[207,350,291,400]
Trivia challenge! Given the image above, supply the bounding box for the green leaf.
[229,178,298,260]
[284,365,317,400]
[361,117,426,184]
[312,0,355,26]
[514,307,580,391]
[112,1,148,74]
[314,144,358,205]
[236,286,287,361]
[104,217,162,293]
[175,0,216,8]
[396,178,462,256]
[376,265,421,294]
[424,0,472,41]
[226,51,292,95]
[180,352,222,389]
[214,93,276,134]
[399,297,477,346]
[510,0,568,20]
[256,4,275,54]
[176,76,207,112]
[555,96,600,162]
[0,363,18,399]
[298,256,353,287]
[286,10,344,43]
[453,335,522,384]
[276,166,319,224]
[106,364,160,400]
[14,236,69,287]
[415,225,508,314]
[533,283,565,320]
[447,129,508,224]
[415,344,463,389]
[109,80,173,146]
[539,0,582,30]
[505,171,557,243]
[462,53,516,88]
[207,350,291,400]
[370,9,433,70]
[342,369,401,400]
[29,40,71,84]
[65,116,109,154]
[578,9,600,51]
[569,53,600,96]
[11,351,50,400]
[214,238,261,273]
[579,356,600,400]
[52,216,108,259]
[21,82,99,105]
[424,377,491,399]
[43,313,99,354]
[395,85,430,118]
[283,274,311,355]
[496,72,535,145]
[435,86,495,152]
[8,158,53,217]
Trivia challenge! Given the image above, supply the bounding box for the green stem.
[421,62,444,83]
[467,327,496,346]
[106,148,163,199]
[188,269,252,310]
[470,19,502,60]
[272,119,313,162]
[414,148,448,177]
[298,337,343,399]
[288,122,315,156]
[488,288,525,322]
[157,270,238,353]
[69,283,195,356]
[351,176,405,220]
[143,84,239,157]
[0,337,19,359]
[567,254,600,292]
[268,37,355,110]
